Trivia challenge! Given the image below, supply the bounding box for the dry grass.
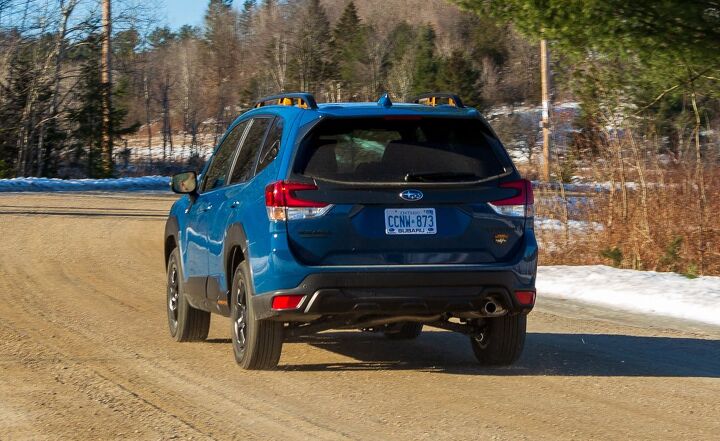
[534,164,720,276]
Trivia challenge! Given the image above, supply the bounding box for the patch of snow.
[555,101,581,110]
[486,101,580,119]
[0,176,170,192]
[532,181,639,193]
[535,218,604,231]
[507,148,530,164]
[537,265,720,326]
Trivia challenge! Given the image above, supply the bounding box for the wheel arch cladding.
[164,215,180,267]
[225,223,249,304]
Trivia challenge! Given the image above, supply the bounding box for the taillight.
[488,179,534,218]
[264,181,332,221]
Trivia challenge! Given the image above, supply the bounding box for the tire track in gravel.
[0,322,211,440]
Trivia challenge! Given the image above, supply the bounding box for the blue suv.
[165,93,537,370]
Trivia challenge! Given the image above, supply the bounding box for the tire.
[230,262,283,370]
[470,314,526,366]
[167,248,210,342]
[383,322,423,340]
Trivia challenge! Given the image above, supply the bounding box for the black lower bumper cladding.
[253,270,534,321]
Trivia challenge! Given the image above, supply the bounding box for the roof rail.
[411,93,465,108]
[255,92,318,110]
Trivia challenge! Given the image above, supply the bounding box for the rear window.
[294,117,507,183]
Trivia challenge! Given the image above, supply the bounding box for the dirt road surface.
[0,193,718,440]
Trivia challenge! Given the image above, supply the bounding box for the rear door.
[205,116,273,303]
[284,117,531,266]
[185,120,249,286]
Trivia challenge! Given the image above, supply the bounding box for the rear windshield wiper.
[404,172,483,182]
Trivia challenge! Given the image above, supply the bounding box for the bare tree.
[176,37,205,155]
[37,0,79,176]
[387,51,415,101]
[100,0,113,175]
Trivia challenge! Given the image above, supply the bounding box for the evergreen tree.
[114,29,140,61]
[384,22,417,100]
[438,50,481,107]
[67,36,137,177]
[290,0,334,95]
[411,25,438,95]
[386,22,416,64]
[0,50,37,176]
[207,0,233,12]
[457,0,719,63]
[237,0,255,39]
[36,99,66,178]
[332,1,367,99]
[204,0,240,138]
[148,26,177,49]
[177,25,202,41]
[456,0,720,109]
[458,14,507,67]
[204,0,234,47]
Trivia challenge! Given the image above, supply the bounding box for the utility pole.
[540,38,551,182]
[100,0,113,176]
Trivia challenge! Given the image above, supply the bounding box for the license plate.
[385,208,437,235]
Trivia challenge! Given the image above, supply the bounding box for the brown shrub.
[535,164,720,276]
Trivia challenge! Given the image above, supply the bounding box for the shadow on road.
[206,338,232,344]
[281,331,720,377]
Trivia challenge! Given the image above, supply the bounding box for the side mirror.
[170,171,198,195]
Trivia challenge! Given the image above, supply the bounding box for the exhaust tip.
[483,301,498,315]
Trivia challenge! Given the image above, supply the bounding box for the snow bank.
[537,265,720,326]
[0,176,170,192]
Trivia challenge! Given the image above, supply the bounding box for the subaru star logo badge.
[399,189,424,201]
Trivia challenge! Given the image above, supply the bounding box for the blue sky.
[162,0,210,29]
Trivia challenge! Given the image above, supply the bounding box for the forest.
[0,0,540,178]
[1,0,719,274]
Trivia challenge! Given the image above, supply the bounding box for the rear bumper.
[252,269,535,321]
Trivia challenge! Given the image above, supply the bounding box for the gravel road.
[1,193,718,440]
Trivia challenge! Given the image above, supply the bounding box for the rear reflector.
[488,179,534,218]
[271,295,306,310]
[514,290,536,306]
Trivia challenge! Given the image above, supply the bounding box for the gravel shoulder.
[1,193,718,440]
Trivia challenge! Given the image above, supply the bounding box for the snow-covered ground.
[537,265,720,326]
[0,176,170,192]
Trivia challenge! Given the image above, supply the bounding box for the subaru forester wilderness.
[165,92,537,370]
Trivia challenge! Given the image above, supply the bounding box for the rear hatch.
[270,116,532,266]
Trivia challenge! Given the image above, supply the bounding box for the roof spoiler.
[255,92,318,110]
[411,93,465,108]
